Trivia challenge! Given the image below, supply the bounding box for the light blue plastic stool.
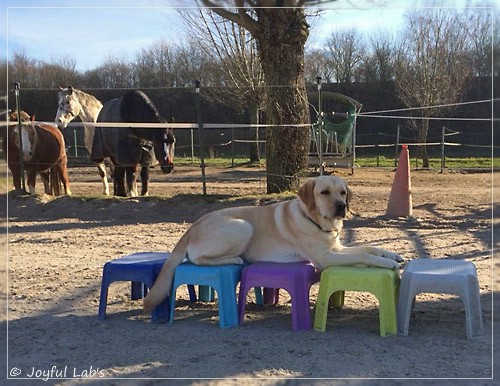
[397,259,483,339]
[169,262,244,328]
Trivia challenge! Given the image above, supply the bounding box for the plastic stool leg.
[199,285,215,301]
[313,277,333,332]
[462,275,484,339]
[263,288,278,304]
[238,286,263,323]
[375,279,398,337]
[238,284,249,325]
[188,285,197,302]
[216,272,239,328]
[397,276,415,336]
[330,290,345,308]
[263,288,279,304]
[169,282,179,325]
[290,281,312,331]
[98,280,109,320]
[254,287,263,305]
[151,296,170,323]
[131,281,145,300]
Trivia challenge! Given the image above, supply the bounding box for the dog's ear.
[345,184,353,212]
[298,178,316,212]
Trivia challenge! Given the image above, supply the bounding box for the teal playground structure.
[308,91,362,174]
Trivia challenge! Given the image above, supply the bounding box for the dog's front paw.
[393,260,403,270]
[376,257,401,270]
[385,258,401,271]
[381,249,404,263]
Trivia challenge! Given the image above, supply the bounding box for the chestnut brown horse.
[3,111,71,196]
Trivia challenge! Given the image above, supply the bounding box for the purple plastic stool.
[238,261,320,331]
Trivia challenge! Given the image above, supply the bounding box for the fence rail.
[55,125,494,173]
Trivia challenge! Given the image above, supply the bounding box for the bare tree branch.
[200,0,259,35]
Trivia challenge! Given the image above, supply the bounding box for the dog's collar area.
[304,213,339,238]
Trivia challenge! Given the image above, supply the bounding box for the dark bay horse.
[4,111,71,196]
[91,90,175,197]
[55,86,159,196]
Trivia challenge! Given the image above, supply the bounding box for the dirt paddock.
[1,164,498,385]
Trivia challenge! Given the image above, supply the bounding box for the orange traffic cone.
[386,144,413,217]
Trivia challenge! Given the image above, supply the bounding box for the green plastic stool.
[314,266,400,337]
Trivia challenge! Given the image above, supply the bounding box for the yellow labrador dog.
[144,175,402,312]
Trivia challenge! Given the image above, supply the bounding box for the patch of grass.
[175,157,265,168]
[176,155,497,170]
[354,156,497,169]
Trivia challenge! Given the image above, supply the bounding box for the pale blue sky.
[1,0,491,72]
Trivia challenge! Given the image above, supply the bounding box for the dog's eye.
[320,190,330,195]
[341,190,347,195]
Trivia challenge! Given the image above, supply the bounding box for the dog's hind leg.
[188,219,252,266]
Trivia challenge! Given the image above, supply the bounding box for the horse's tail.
[49,166,62,196]
[143,232,190,313]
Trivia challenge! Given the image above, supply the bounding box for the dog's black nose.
[335,201,346,217]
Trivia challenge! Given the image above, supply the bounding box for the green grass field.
[354,156,497,169]
[174,156,498,170]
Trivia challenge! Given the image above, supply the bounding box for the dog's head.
[298,175,351,230]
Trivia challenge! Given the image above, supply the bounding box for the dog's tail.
[143,232,189,313]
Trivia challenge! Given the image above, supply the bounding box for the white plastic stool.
[397,259,483,339]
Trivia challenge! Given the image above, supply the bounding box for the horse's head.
[55,86,82,129]
[11,113,37,161]
[9,110,31,123]
[153,128,175,174]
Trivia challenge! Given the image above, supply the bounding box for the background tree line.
[3,9,493,95]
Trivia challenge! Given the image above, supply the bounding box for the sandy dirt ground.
[0,163,498,386]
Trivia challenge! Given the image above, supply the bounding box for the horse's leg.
[139,147,153,196]
[106,158,114,178]
[40,171,51,195]
[140,166,149,196]
[113,166,127,197]
[57,163,72,196]
[50,167,64,196]
[96,162,110,196]
[26,168,37,195]
[126,166,138,197]
[9,162,22,191]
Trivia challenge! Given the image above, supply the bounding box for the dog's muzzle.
[335,201,347,218]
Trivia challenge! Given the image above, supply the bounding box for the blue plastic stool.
[170,262,244,328]
[98,252,196,322]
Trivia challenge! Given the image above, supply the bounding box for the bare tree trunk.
[200,5,310,192]
[248,105,260,162]
[418,118,430,168]
[255,9,310,193]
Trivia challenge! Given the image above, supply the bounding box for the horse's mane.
[59,86,103,110]
[75,88,102,107]
[120,90,164,123]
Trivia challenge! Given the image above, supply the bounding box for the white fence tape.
[0,121,313,129]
